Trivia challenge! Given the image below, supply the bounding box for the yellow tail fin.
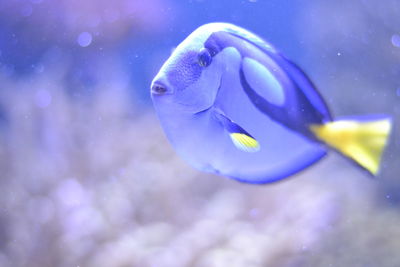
[310,118,392,175]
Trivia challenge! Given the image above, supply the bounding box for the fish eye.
[198,48,212,67]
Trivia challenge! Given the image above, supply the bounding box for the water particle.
[77,32,93,47]
[35,89,52,108]
[87,15,101,28]
[56,178,86,208]
[35,64,45,73]
[396,88,400,97]
[249,208,259,218]
[104,9,120,23]
[391,34,400,48]
[337,52,341,56]
[248,0,258,2]
[386,195,391,199]
[21,4,33,17]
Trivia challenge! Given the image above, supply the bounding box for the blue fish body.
[151,23,392,184]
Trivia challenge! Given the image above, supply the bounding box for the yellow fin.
[230,133,260,153]
[310,118,392,175]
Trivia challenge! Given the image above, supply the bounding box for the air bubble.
[77,32,93,47]
[391,34,400,48]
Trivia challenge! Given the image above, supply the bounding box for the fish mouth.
[151,83,168,95]
[194,76,223,115]
[150,78,174,96]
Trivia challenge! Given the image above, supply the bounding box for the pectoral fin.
[215,111,260,152]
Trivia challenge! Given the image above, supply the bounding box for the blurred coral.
[0,68,399,267]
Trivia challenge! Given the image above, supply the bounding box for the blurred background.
[0,0,399,266]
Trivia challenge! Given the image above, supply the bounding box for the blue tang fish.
[151,23,392,184]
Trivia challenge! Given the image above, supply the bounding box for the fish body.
[151,23,392,184]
